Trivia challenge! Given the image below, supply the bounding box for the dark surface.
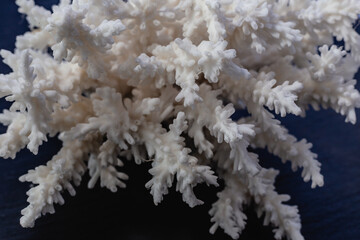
[0,1,359,240]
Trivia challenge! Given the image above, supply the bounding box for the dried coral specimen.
[1,0,359,239]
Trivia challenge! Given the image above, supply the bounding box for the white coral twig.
[144,112,218,206]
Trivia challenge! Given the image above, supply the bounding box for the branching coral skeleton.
[1,0,359,239]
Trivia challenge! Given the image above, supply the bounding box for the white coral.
[0,1,359,239]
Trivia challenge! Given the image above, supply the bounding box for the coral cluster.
[1,0,359,239]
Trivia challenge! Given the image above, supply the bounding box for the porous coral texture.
[1,0,359,239]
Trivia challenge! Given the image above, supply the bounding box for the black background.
[0,1,359,239]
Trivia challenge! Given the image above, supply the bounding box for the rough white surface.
[1,0,359,239]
